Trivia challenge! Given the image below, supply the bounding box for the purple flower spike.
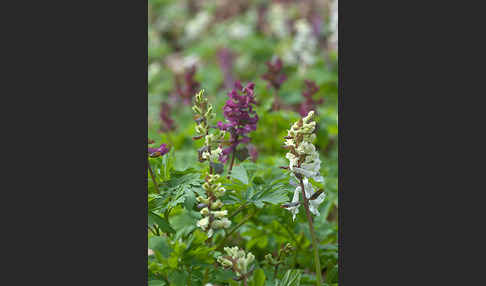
[262,57,287,90]
[159,102,175,132]
[175,66,200,105]
[298,80,324,116]
[248,144,258,162]
[148,143,170,158]
[218,81,259,163]
[217,48,235,90]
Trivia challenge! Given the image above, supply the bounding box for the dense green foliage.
[148,1,338,285]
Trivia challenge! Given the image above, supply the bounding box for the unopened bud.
[200,207,209,216]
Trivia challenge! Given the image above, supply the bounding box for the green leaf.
[252,268,266,286]
[148,280,166,286]
[148,212,175,235]
[168,270,188,285]
[325,264,338,283]
[276,270,301,286]
[169,210,200,239]
[148,236,171,258]
[252,176,265,185]
[231,165,249,185]
[250,184,290,208]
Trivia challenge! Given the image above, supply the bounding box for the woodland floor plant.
[148,90,332,286]
[148,1,338,285]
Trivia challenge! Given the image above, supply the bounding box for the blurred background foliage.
[148,0,338,285]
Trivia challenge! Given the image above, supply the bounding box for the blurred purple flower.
[217,48,235,90]
[248,144,258,162]
[218,81,259,162]
[298,80,324,116]
[261,57,287,90]
[175,66,200,105]
[159,102,175,132]
[148,143,170,158]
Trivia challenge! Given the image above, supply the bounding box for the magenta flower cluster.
[159,102,175,132]
[298,80,323,116]
[175,66,200,105]
[217,81,259,163]
[261,57,287,90]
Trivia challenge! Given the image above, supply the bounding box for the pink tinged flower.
[159,102,175,132]
[217,48,235,89]
[262,57,287,90]
[148,144,170,158]
[248,144,258,162]
[298,80,324,116]
[175,66,200,105]
[217,81,259,162]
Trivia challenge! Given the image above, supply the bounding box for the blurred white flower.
[185,11,212,40]
[284,19,317,71]
[229,22,251,39]
[268,4,289,38]
[329,0,339,52]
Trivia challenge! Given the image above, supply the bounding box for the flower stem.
[299,177,322,286]
[216,209,257,251]
[242,276,247,286]
[148,161,160,194]
[228,203,247,219]
[227,135,238,178]
[228,149,236,178]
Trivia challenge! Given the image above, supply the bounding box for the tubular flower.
[217,81,258,163]
[148,143,170,158]
[284,19,317,72]
[196,174,231,238]
[217,246,255,277]
[217,47,235,90]
[176,66,200,105]
[297,80,323,117]
[159,102,176,132]
[282,111,326,220]
[262,57,287,90]
[192,90,226,164]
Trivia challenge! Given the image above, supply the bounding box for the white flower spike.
[283,110,326,220]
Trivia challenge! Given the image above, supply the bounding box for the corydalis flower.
[284,19,317,72]
[192,90,225,165]
[298,80,323,116]
[282,111,326,220]
[175,66,200,105]
[196,174,231,237]
[262,57,287,90]
[148,143,169,158]
[217,81,258,163]
[217,246,255,278]
[248,144,258,162]
[217,48,235,90]
[286,177,325,221]
[159,102,175,132]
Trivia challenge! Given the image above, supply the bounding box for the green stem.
[227,135,238,178]
[148,161,160,194]
[148,225,157,236]
[299,177,322,286]
[216,209,257,250]
[228,203,247,219]
[202,268,209,285]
